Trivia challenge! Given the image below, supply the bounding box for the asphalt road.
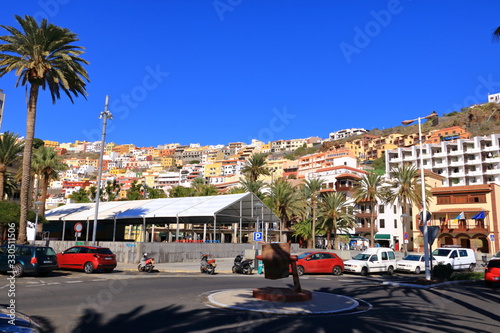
[3,269,500,333]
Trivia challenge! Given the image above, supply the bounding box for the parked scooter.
[200,252,216,274]
[232,251,253,274]
[138,253,155,272]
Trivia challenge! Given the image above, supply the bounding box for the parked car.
[0,244,58,277]
[485,259,500,287]
[292,252,344,276]
[431,246,476,271]
[492,250,500,260]
[0,307,42,332]
[344,247,397,276]
[57,246,117,273]
[396,254,437,274]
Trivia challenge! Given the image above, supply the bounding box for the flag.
[455,212,465,220]
[472,211,485,219]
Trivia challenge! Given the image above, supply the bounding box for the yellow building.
[204,161,222,178]
[43,140,59,148]
[161,156,176,169]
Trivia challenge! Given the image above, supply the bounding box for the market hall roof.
[45,193,278,224]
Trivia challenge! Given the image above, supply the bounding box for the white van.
[344,247,397,276]
[431,247,476,271]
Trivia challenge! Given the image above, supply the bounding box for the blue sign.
[253,232,263,242]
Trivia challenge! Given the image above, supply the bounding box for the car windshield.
[432,249,451,257]
[298,253,311,260]
[36,247,56,256]
[353,254,371,261]
[403,255,421,261]
[488,260,500,268]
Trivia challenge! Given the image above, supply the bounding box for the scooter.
[232,252,253,274]
[138,253,155,272]
[200,252,216,274]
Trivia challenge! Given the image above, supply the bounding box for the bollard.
[258,260,264,274]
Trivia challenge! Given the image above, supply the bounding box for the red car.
[57,246,117,274]
[485,259,500,287]
[293,252,344,276]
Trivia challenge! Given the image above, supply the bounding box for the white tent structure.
[45,193,280,243]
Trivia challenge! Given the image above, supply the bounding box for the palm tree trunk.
[311,197,316,249]
[326,228,332,249]
[0,168,5,201]
[18,84,39,244]
[370,202,375,247]
[40,173,49,216]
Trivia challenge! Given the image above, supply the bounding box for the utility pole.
[92,96,113,245]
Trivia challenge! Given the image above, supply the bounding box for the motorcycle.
[232,252,253,275]
[200,252,216,274]
[138,253,155,273]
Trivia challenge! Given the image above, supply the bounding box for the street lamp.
[402,111,437,280]
[92,95,113,245]
[34,201,43,241]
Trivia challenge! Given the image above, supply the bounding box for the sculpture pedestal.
[252,287,312,302]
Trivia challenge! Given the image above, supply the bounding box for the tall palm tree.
[241,153,270,182]
[31,146,68,215]
[267,178,303,242]
[353,171,385,247]
[318,192,356,249]
[386,164,432,251]
[0,15,89,243]
[239,176,266,200]
[0,132,24,201]
[302,178,325,248]
[104,180,121,201]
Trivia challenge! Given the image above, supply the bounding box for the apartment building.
[298,149,356,179]
[328,128,367,141]
[386,134,500,187]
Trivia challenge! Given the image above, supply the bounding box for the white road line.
[66,281,83,284]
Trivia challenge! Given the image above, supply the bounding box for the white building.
[329,128,367,141]
[386,134,500,187]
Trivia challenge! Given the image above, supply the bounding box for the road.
[4,269,500,333]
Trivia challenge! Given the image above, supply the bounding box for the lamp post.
[402,111,437,280]
[92,95,113,245]
[34,201,43,241]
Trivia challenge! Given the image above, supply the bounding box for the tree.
[104,180,121,201]
[302,178,325,248]
[168,186,194,198]
[493,26,500,41]
[385,164,432,252]
[267,178,304,242]
[0,132,24,201]
[353,171,385,247]
[0,15,90,244]
[0,201,44,241]
[31,146,68,215]
[127,181,144,200]
[239,176,266,200]
[318,192,356,250]
[241,153,270,182]
[68,188,91,203]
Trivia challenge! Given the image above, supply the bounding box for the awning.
[472,211,485,219]
[374,234,391,240]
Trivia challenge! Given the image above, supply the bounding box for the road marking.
[66,281,83,284]
[316,278,331,281]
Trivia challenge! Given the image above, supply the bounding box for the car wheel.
[360,267,368,276]
[13,263,24,277]
[468,263,475,272]
[332,265,342,276]
[84,262,95,274]
[415,266,421,275]
[387,266,394,275]
[297,265,305,276]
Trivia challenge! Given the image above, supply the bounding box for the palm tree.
[318,192,356,250]
[267,178,304,242]
[385,164,432,252]
[353,171,385,247]
[104,180,121,201]
[0,132,24,201]
[241,153,270,182]
[0,15,90,243]
[239,176,266,200]
[302,178,325,248]
[31,146,68,215]
[493,26,500,41]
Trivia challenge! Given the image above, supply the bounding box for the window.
[458,250,468,257]
[381,252,388,260]
[379,219,385,228]
[393,206,397,214]
[388,252,396,260]
[379,205,385,214]
[394,219,397,228]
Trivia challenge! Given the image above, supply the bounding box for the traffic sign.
[404,232,409,239]
[419,226,440,244]
[253,232,263,242]
[74,223,83,233]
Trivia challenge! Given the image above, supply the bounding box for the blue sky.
[1,1,500,147]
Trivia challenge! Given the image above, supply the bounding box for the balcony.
[433,220,489,233]
[355,223,377,234]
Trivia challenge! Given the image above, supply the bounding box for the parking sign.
[253,232,263,242]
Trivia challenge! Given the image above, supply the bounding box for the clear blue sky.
[1,1,500,147]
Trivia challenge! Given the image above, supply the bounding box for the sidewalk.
[118,257,237,273]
